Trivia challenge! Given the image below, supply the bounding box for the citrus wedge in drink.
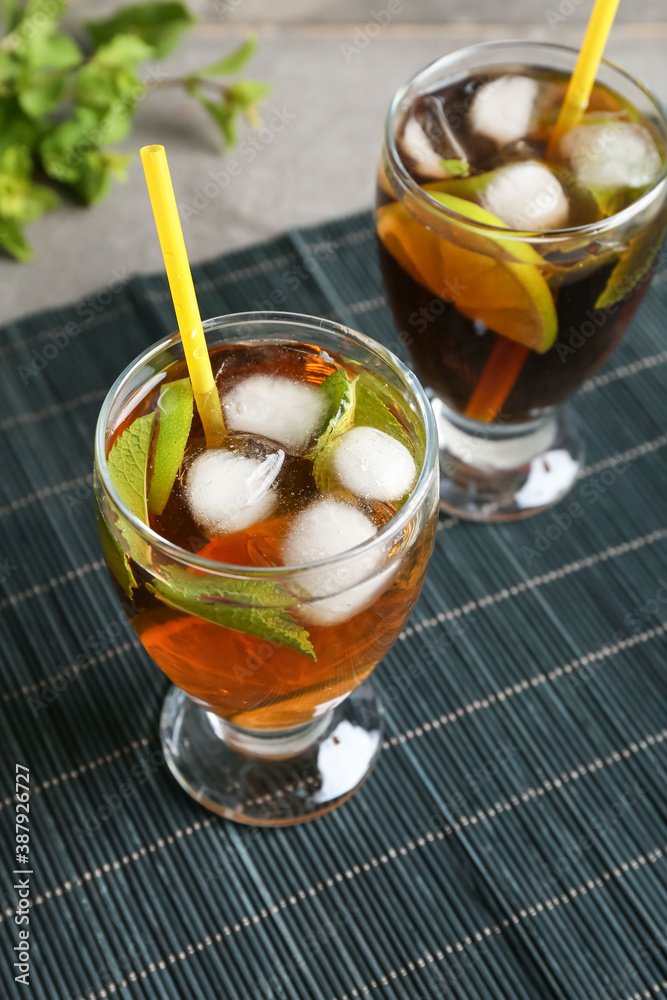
[376,192,557,352]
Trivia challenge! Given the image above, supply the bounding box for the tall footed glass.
[376,41,667,520]
[94,312,438,825]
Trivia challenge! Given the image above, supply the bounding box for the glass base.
[432,397,584,522]
[160,682,384,826]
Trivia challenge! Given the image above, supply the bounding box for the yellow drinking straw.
[140,144,225,449]
[547,0,621,158]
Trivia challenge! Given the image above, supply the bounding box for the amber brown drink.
[94,313,439,823]
[376,42,667,519]
[108,341,435,730]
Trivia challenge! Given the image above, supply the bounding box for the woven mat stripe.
[0,522,665,796]
[1,211,667,1000]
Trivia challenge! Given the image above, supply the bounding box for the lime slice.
[147,377,193,515]
[377,192,557,353]
[595,217,667,309]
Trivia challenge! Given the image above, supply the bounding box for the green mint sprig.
[147,377,193,516]
[0,2,270,259]
[308,367,423,501]
[101,398,316,658]
[148,566,316,661]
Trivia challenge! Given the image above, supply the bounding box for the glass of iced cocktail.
[94,312,438,825]
[376,40,667,520]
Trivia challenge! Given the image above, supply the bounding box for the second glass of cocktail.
[376,40,667,520]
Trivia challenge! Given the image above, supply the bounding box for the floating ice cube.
[222,375,327,454]
[481,160,569,231]
[331,426,417,502]
[281,499,396,626]
[560,120,662,191]
[470,75,539,148]
[399,116,452,180]
[185,448,282,536]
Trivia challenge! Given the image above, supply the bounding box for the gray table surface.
[1,0,666,325]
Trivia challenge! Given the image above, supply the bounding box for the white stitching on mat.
[329,845,667,1000]
[0,737,151,810]
[0,473,93,518]
[582,349,667,391]
[1,639,143,703]
[2,767,664,999]
[402,527,667,639]
[578,433,667,479]
[0,335,662,441]
[1,724,663,931]
[0,391,107,433]
[384,622,666,749]
[0,304,134,359]
[0,559,104,612]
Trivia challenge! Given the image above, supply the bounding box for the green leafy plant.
[0,1,270,259]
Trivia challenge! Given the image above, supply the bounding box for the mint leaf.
[439,158,470,177]
[92,33,154,69]
[595,219,667,309]
[309,370,356,457]
[147,377,193,515]
[191,37,257,79]
[309,370,357,493]
[18,73,68,117]
[2,0,23,33]
[0,216,32,260]
[86,2,194,59]
[97,512,137,599]
[149,565,316,660]
[226,79,271,111]
[25,33,82,71]
[354,370,421,457]
[107,411,155,524]
[197,95,238,146]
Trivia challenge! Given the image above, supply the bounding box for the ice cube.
[185,448,281,536]
[399,115,452,180]
[222,375,327,453]
[331,426,417,502]
[481,160,569,231]
[559,119,661,191]
[470,75,539,148]
[281,499,396,626]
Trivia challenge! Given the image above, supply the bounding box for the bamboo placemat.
[0,210,666,1000]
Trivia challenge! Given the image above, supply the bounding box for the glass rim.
[94,310,439,580]
[384,39,667,243]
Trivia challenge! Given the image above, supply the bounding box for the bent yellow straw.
[547,0,621,158]
[140,144,225,448]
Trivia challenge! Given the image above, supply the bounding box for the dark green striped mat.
[1,210,667,1000]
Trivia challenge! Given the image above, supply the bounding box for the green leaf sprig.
[0,2,270,259]
[102,397,316,658]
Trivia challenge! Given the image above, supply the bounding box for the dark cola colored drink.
[377,65,667,425]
